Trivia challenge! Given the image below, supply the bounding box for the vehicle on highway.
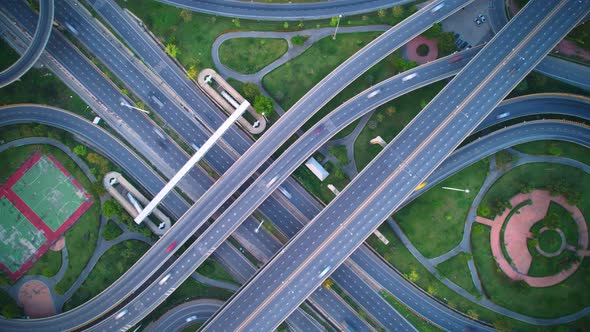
[166,241,177,253]
[150,94,165,108]
[114,309,128,320]
[497,112,510,119]
[402,73,417,82]
[186,315,198,322]
[367,89,381,99]
[266,176,278,188]
[159,273,171,285]
[319,266,331,278]
[279,186,292,199]
[414,182,427,191]
[191,143,200,151]
[313,124,324,135]
[65,22,78,35]
[154,128,165,140]
[431,3,444,12]
[449,55,464,63]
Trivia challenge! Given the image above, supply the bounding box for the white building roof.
[305,157,329,182]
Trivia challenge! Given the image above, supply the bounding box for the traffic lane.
[146,299,222,331]
[0,1,198,193]
[0,106,257,331]
[0,106,334,332]
[534,56,590,91]
[0,0,54,87]
[333,263,416,331]
[157,0,408,21]
[54,0,230,187]
[309,287,372,331]
[87,0,255,155]
[203,1,582,329]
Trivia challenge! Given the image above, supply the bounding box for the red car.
[166,241,178,253]
[449,55,464,63]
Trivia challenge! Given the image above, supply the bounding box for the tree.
[1,303,21,319]
[467,309,479,320]
[408,269,419,282]
[186,64,199,80]
[253,95,274,116]
[291,35,306,46]
[121,88,129,96]
[392,6,404,18]
[329,16,339,27]
[180,9,192,22]
[73,145,87,157]
[322,278,333,289]
[232,18,240,28]
[377,9,386,17]
[283,22,289,29]
[242,82,260,100]
[437,32,457,55]
[165,43,180,58]
[423,23,442,39]
[32,124,48,137]
[103,199,122,218]
[136,101,146,110]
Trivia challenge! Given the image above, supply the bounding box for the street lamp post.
[441,186,470,193]
[332,14,342,40]
[261,112,270,124]
[120,102,150,114]
[254,219,265,233]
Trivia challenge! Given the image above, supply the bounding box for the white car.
[402,73,417,82]
[114,309,128,320]
[431,3,444,13]
[186,315,198,322]
[319,266,331,278]
[497,112,510,119]
[367,89,381,99]
[158,273,171,285]
[279,186,292,199]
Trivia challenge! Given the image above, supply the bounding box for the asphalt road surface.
[201,1,590,330]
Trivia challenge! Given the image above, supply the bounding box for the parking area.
[441,0,494,50]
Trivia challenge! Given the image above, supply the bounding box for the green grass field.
[263,32,382,110]
[514,140,590,166]
[197,258,238,285]
[436,253,479,297]
[12,156,88,232]
[25,249,62,278]
[219,38,288,74]
[0,197,46,273]
[393,158,489,258]
[64,240,150,311]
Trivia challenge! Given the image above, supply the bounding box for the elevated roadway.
[157,0,413,21]
[1,92,588,331]
[202,0,590,329]
[0,0,53,87]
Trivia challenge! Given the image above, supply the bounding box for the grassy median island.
[393,158,488,258]
[436,252,479,297]
[64,240,150,311]
[219,38,288,74]
[514,140,590,166]
[197,258,238,285]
